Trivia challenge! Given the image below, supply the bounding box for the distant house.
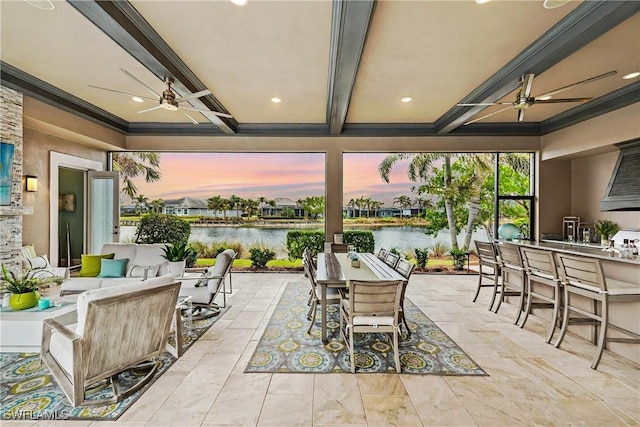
[162,197,209,216]
[260,198,304,218]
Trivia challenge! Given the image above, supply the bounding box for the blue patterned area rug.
[0,308,227,421]
[246,283,487,375]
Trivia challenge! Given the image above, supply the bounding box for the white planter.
[167,261,186,278]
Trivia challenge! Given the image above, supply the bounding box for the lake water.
[121,225,489,257]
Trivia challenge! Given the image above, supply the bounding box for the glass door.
[88,171,120,253]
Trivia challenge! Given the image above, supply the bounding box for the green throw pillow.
[79,253,115,277]
[98,258,129,278]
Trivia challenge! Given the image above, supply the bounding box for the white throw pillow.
[26,255,51,270]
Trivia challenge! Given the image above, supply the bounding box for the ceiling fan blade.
[137,105,162,114]
[174,89,212,103]
[87,85,156,101]
[519,74,535,99]
[463,105,513,125]
[457,102,499,106]
[177,108,200,125]
[517,109,525,122]
[536,71,617,99]
[534,97,592,104]
[180,106,234,119]
[120,68,162,98]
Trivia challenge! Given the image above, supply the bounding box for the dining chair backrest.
[519,247,559,280]
[377,248,388,260]
[385,252,400,269]
[348,280,403,319]
[395,258,415,280]
[475,240,499,266]
[554,252,607,292]
[495,242,523,270]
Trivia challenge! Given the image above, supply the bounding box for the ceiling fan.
[457,70,617,125]
[89,69,233,125]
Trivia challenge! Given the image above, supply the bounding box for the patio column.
[325,144,343,242]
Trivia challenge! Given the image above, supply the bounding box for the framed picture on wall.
[0,142,15,206]
[59,193,76,212]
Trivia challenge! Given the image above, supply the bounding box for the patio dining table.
[315,252,406,342]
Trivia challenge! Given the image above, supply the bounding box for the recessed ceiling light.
[401,97,412,103]
[622,71,640,80]
[271,97,282,103]
[475,0,491,4]
[24,0,55,10]
[230,0,248,6]
[537,95,552,101]
[131,96,144,103]
[543,0,571,9]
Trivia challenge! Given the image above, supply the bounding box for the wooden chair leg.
[518,278,533,328]
[472,267,483,302]
[306,300,317,334]
[488,271,500,311]
[393,330,401,373]
[513,274,526,326]
[591,299,608,370]
[554,287,571,348]
[545,285,561,344]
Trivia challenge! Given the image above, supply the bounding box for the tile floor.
[5,272,639,426]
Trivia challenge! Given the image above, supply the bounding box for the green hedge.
[286,230,325,260]
[343,231,375,253]
[135,213,191,245]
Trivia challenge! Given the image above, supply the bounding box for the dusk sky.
[130,153,419,206]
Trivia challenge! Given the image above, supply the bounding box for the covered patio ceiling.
[1,0,639,138]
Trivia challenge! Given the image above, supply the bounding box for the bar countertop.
[496,239,640,265]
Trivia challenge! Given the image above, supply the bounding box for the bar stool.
[493,241,526,325]
[472,240,502,310]
[519,246,563,343]
[554,252,640,369]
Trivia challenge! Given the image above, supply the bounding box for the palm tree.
[267,199,276,216]
[243,199,259,219]
[348,198,358,218]
[150,198,164,213]
[370,200,383,218]
[133,194,148,216]
[112,152,161,200]
[229,195,243,221]
[207,196,223,218]
[219,198,231,220]
[393,195,412,218]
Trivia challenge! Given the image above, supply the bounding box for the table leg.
[321,284,328,343]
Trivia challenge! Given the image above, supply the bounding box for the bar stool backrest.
[554,252,607,292]
[519,247,559,280]
[475,241,499,266]
[495,242,523,270]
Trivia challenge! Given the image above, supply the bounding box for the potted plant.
[594,220,621,245]
[161,242,196,277]
[1,264,47,310]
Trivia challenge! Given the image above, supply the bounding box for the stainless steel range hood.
[601,138,640,212]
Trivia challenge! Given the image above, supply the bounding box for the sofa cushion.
[101,244,137,275]
[49,322,78,377]
[21,244,38,269]
[25,255,50,270]
[130,244,168,277]
[60,278,103,294]
[79,253,115,277]
[98,258,129,278]
[75,276,175,335]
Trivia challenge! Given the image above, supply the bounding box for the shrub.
[389,247,401,256]
[286,230,325,260]
[249,246,276,269]
[135,213,191,245]
[430,242,450,258]
[449,248,468,271]
[414,247,429,268]
[343,231,375,253]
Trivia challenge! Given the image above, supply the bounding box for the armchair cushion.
[25,255,50,269]
[79,253,115,277]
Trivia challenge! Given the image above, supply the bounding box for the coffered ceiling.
[1,0,639,137]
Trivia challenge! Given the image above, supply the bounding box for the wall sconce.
[25,175,38,192]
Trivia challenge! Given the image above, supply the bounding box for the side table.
[167,295,193,358]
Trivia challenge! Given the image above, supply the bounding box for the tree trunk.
[443,157,458,249]
[462,195,480,251]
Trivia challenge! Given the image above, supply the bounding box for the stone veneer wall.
[0,86,24,273]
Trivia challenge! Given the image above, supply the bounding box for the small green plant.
[389,247,401,256]
[161,242,196,262]
[1,265,46,294]
[414,248,429,269]
[430,242,450,258]
[449,249,468,271]
[249,246,276,269]
[594,220,621,241]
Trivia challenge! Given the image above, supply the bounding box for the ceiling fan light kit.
[543,0,571,10]
[88,69,232,125]
[458,70,617,125]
